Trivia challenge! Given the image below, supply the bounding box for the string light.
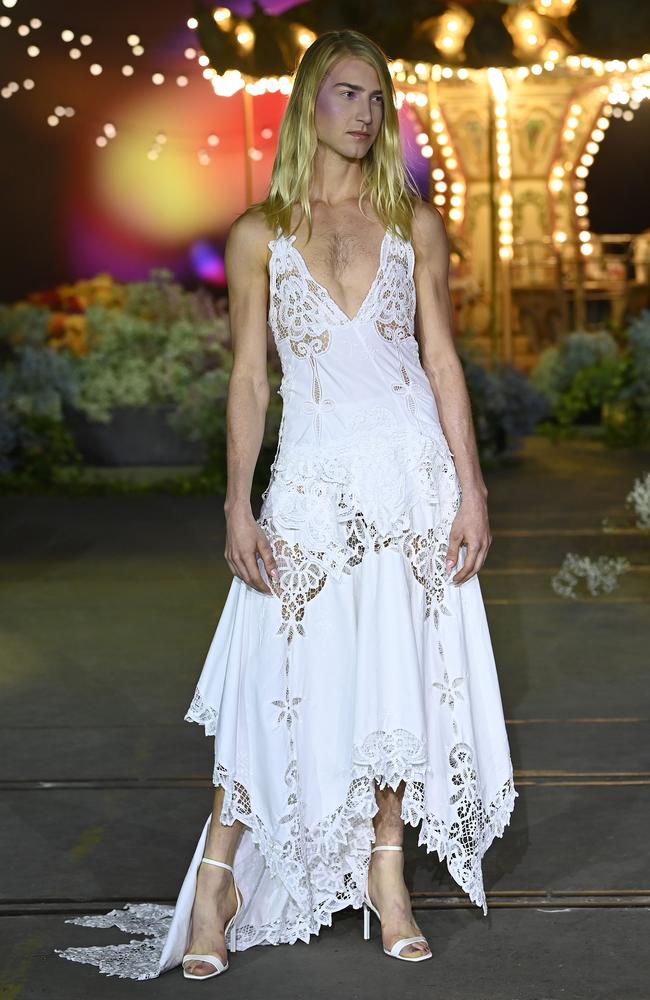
[487,68,514,256]
[213,8,232,28]
[434,5,473,57]
[2,5,648,189]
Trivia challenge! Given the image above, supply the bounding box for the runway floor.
[1,436,648,999]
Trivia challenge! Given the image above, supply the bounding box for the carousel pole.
[572,177,586,329]
[242,82,255,206]
[487,75,499,366]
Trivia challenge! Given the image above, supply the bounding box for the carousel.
[194,0,650,369]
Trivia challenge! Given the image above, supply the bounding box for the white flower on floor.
[626,471,650,530]
[551,553,630,599]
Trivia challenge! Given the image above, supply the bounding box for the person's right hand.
[224,507,279,595]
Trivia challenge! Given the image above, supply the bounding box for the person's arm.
[412,201,491,584]
[222,209,279,595]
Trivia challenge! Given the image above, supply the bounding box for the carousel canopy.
[195,0,650,77]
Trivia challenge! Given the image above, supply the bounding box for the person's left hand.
[444,490,492,585]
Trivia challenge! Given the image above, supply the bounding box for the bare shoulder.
[411,201,448,255]
[225,205,275,275]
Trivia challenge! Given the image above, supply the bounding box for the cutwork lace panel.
[55,723,517,978]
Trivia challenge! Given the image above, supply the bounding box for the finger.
[242,554,272,594]
[445,532,465,569]
[445,540,461,572]
[453,543,488,583]
[451,545,479,583]
[257,542,279,585]
[230,557,246,583]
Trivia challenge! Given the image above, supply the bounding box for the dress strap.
[267,224,284,252]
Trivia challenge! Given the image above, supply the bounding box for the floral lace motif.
[54,725,518,977]
[268,227,414,335]
[184,688,219,735]
[260,406,461,574]
[188,714,518,939]
[55,903,173,980]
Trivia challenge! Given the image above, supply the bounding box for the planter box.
[63,403,208,466]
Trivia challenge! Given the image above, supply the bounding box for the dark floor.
[1,436,649,1000]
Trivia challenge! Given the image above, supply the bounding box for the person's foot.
[366,848,431,959]
[184,861,240,977]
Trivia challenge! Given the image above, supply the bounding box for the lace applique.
[184,688,219,735]
[400,523,454,626]
[265,534,330,643]
[433,668,466,711]
[55,903,173,980]
[261,407,461,556]
[210,727,517,941]
[268,228,415,338]
[374,241,416,342]
[54,730,518,975]
[255,500,456,645]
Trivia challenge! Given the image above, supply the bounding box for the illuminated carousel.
[194,0,650,369]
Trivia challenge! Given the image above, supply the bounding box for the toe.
[185,959,218,977]
[403,941,430,958]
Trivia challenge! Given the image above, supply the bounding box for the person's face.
[313,55,385,159]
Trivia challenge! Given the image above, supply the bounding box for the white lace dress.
[55,226,518,979]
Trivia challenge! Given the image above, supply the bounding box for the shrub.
[457,340,549,459]
[0,304,80,477]
[531,323,650,444]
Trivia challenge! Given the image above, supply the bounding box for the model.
[56,28,518,981]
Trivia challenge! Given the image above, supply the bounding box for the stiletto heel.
[363,900,371,940]
[182,857,244,980]
[362,845,432,962]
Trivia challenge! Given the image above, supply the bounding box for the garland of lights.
[1,0,649,248]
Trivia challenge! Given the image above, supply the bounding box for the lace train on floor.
[55,725,517,979]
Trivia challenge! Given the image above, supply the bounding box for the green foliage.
[531,318,650,445]
[457,338,549,460]
[0,304,80,479]
[72,270,229,424]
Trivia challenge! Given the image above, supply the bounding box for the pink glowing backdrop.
[64,77,429,288]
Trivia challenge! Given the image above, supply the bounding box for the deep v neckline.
[287,229,390,325]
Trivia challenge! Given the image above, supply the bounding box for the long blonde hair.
[257,30,421,242]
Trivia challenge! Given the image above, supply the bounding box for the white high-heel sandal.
[182,857,244,981]
[362,845,432,962]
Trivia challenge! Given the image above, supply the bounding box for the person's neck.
[308,147,363,207]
